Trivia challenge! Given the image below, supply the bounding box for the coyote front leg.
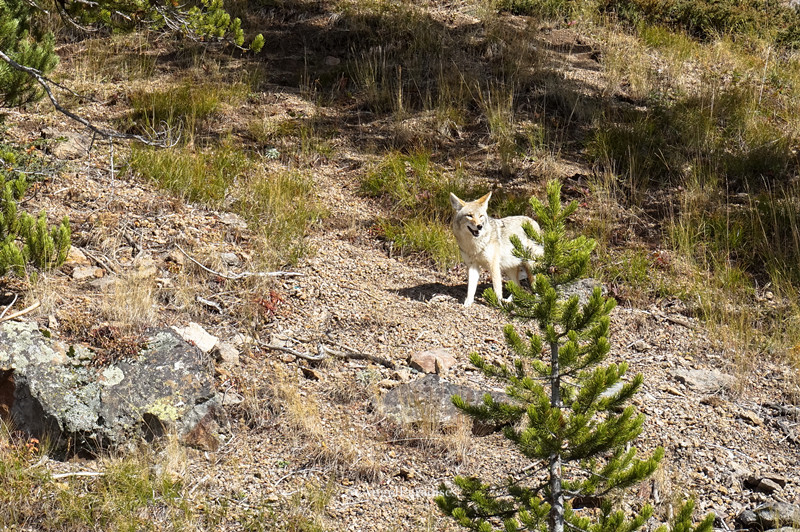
[464,265,480,307]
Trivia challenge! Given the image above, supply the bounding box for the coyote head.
[450,192,492,238]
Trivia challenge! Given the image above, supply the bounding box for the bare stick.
[0,49,175,147]
[0,294,19,320]
[51,471,105,480]
[319,345,395,369]
[0,300,41,322]
[177,244,304,280]
[196,295,224,314]
[265,343,326,362]
[81,247,118,274]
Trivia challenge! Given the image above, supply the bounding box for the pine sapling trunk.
[549,339,564,532]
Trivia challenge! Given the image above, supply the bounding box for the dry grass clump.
[0,423,194,531]
[380,401,474,466]
[235,364,382,482]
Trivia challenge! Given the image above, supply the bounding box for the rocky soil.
[1,3,799,531]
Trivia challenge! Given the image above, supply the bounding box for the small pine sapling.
[0,165,71,276]
[436,180,714,532]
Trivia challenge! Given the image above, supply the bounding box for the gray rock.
[377,374,507,435]
[1,321,218,452]
[561,278,605,304]
[738,502,800,530]
[41,128,90,159]
[220,252,241,267]
[672,368,736,394]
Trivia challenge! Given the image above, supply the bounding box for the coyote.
[450,191,543,307]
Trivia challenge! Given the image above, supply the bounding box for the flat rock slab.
[377,374,506,435]
[0,321,218,452]
[738,502,800,530]
[671,368,736,394]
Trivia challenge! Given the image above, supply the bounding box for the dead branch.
[319,344,396,369]
[0,294,19,321]
[177,244,304,280]
[0,300,41,322]
[0,49,176,147]
[51,471,105,479]
[196,295,224,314]
[81,247,118,274]
[265,342,326,362]
[263,339,395,369]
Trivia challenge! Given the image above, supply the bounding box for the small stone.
[378,379,399,389]
[231,333,254,347]
[757,478,782,494]
[737,409,764,426]
[89,276,117,290]
[631,340,650,352]
[324,55,341,66]
[408,348,457,374]
[301,367,321,380]
[220,252,240,267]
[172,322,218,353]
[214,341,240,367]
[218,391,243,406]
[269,333,290,349]
[391,369,410,382]
[72,266,103,280]
[134,256,158,278]
[165,250,185,266]
[219,212,247,229]
[182,412,219,452]
[672,368,736,394]
[64,246,91,267]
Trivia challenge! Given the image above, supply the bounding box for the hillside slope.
[1,1,799,530]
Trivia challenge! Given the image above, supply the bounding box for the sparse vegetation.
[0,424,192,530]
[127,80,249,141]
[0,143,70,277]
[3,0,800,529]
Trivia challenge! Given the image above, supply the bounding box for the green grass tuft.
[128,143,248,206]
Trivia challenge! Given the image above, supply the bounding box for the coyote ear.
[450,192,465,210]
[477,191,492,206]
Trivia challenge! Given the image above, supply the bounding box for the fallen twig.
[177,244,304,280]
[196,295,224,314]
[265,342,326,362]
[264,338,395,368]
[81,247,118,274]
[51,471,105,480]
[0,301,41,322]
[319,345,395,369]
[664,315,696,330]
[0,293,19,320]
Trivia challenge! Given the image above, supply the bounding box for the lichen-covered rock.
[0,322,218,452]
[377,374,507,435]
